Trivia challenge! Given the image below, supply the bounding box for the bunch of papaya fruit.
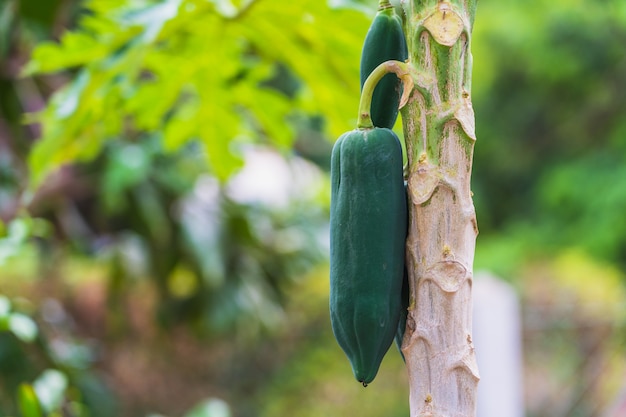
[329,0,411,386]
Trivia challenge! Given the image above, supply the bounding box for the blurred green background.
[1,0,626,416]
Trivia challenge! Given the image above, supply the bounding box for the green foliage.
[0,296,38,343]
[537,152,626,260]
[17,384,42,417]
[5,0,355,345]
[0,295,114,417]
[471,0,626,269]
[25,0,370,188]
[49,136,329,336]
[0,217,50,266]
[32,370,69,414]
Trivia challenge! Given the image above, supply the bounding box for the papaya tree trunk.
[399,0,480,416]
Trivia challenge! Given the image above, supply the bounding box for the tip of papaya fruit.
[361,381,368,387]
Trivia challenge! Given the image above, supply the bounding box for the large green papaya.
[330,127,407,385]
[360,3,408,129]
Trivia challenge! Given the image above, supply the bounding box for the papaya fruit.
[329,126,407,385]
[360,3,408,129]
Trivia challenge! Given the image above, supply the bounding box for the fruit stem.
[378,0,393,10]
[357,60,412,129]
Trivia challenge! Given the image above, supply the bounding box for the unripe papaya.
[330,127,407,385]
[360,4,408,129]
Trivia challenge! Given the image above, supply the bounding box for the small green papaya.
[360,3,408,129]
[330,126,407,385]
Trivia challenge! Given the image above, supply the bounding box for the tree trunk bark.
[399,0,479,416]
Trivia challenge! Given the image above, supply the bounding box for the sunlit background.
[1,0,626,416]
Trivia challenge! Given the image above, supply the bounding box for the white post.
[473,272,524,417]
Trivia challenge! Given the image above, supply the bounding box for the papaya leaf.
[26,0,371,188]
